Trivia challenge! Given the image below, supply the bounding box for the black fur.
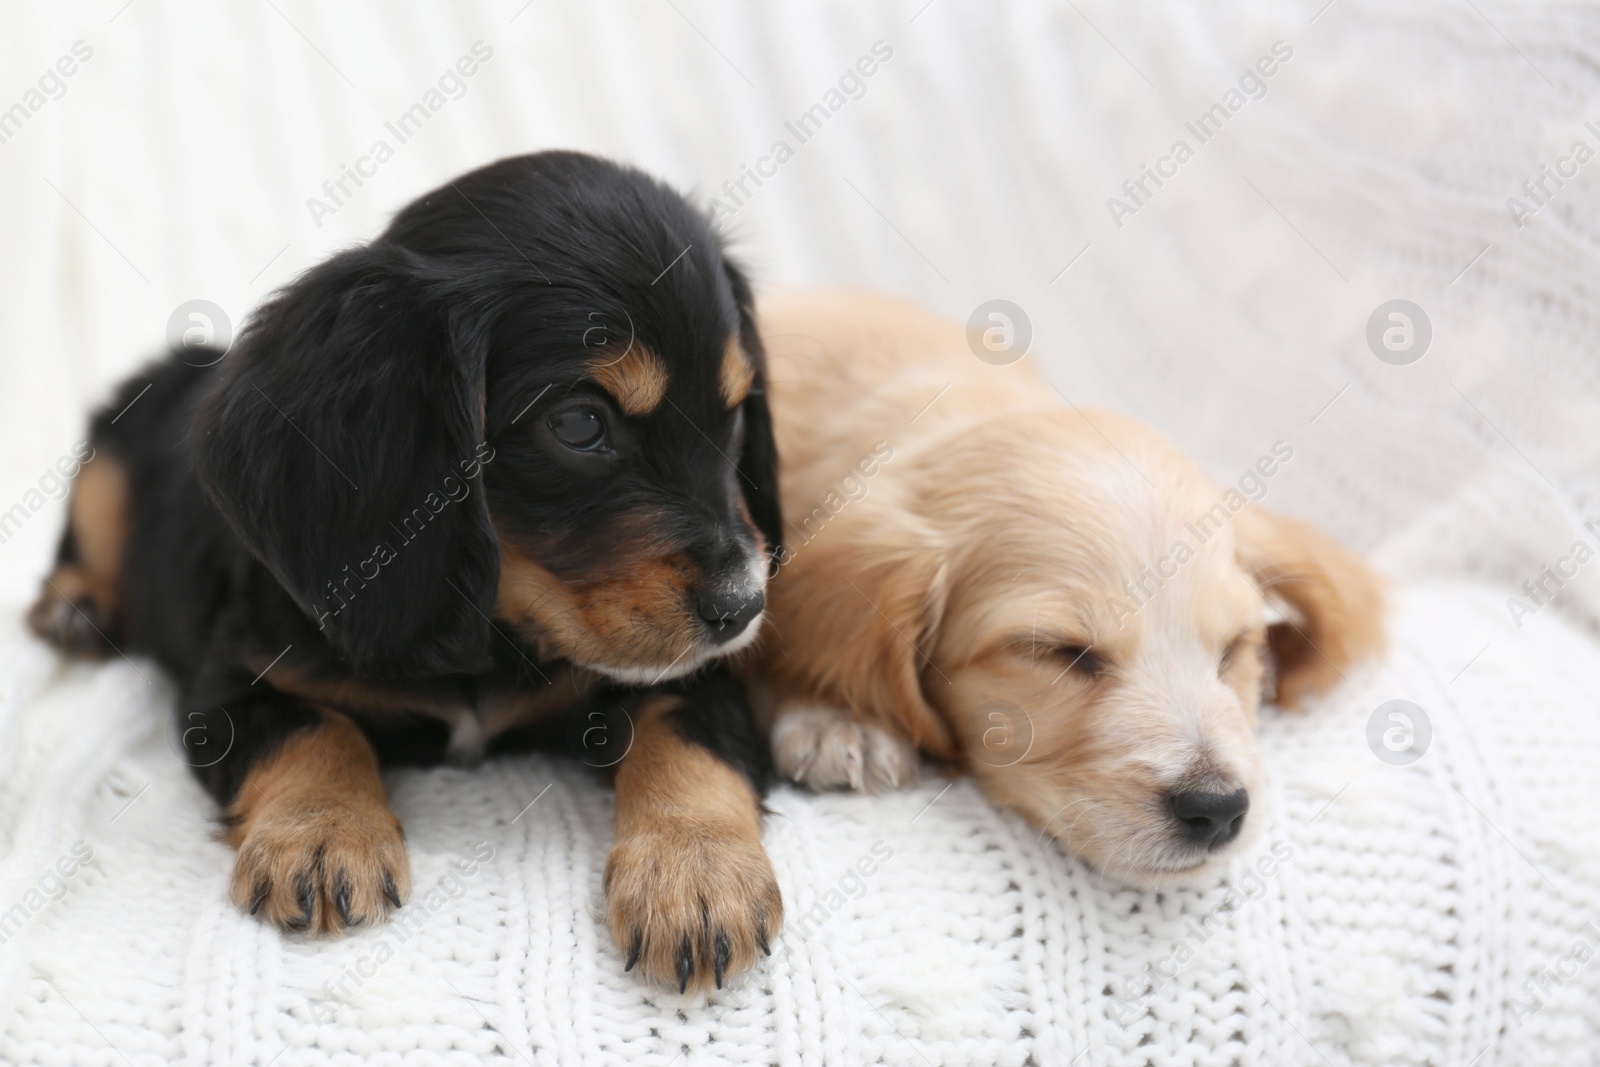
[662,669,772,793]
[43,152,781,807]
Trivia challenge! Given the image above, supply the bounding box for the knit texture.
[2,0,1599,1063]
[1,585,1598,1065]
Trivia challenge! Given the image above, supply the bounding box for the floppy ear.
[194,243,498,677]
[723,260,784,560]
[771,516,959,759]
[1234,505,1387,706]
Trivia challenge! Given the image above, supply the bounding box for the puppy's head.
[196,152,781,680]
[804,409,1382,883]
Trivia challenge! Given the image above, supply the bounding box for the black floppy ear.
[194,243,498,677]
[723,260,784,561]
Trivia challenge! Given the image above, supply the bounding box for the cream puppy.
[750,290,1384,884]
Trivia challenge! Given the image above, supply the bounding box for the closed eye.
[1219,632,1251,675]
[1054,644,1106,677]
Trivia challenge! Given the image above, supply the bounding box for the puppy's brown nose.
[694,587,764,644]
[1169,789,1249,850]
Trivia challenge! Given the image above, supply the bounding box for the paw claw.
[229,794,408,936]
[606,827,781,996]
[625,932,642,972]
[333,874,352,926]
[714,931,730,989]
[677,934,694,994]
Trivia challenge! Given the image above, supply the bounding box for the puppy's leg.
[604,670,781,994]
[27,453,128,657]
[771,700,918,793]
[185,685,409,934]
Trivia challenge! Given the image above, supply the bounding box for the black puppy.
[28,151,783,994]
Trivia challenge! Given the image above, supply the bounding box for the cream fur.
[752,289,1387,885]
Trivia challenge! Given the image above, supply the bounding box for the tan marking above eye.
[721,339,754,408]
[588,345,669,416]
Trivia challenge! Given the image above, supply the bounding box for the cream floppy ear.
[765,519,958,760]
[1233,505,1387,706]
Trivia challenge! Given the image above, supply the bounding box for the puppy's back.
[758,289,1050,499]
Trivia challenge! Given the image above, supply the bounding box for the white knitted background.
[2,1,1599,1064]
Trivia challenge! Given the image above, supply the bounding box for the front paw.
[604,827,781,995]
[226,792,410,935]
[772,702,918,793]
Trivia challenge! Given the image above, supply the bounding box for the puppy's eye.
[549,408,607,451]
[1220,636,1249,676]
[1055,645,1105,677]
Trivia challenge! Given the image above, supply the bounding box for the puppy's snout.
[1169,788,1249,851]
[693,586,764,643]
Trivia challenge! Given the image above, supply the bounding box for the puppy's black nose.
[1169,789,1249,850]
[694,587,764,644]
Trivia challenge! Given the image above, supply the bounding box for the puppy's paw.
[771,703,918,793]
[605,826,781,995]
[227,792,410,935]
[26,572,117,658]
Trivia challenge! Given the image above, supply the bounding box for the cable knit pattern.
[1,0,1598,1062]
[0,585,1597,1065]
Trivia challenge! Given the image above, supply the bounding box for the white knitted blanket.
[2,586,1598,1066]
[3,0,1600,1064]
